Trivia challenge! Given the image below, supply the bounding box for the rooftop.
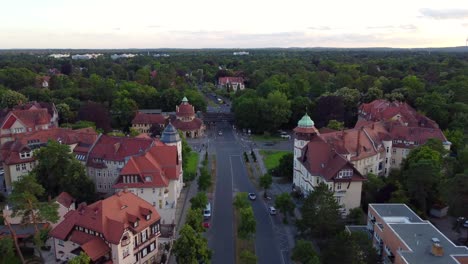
[370,204,423,223]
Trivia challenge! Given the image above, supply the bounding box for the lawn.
[185,152,199,175]
[260,150,292,170]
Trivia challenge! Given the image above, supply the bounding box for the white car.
[269,206,277,215]
[203,203,211,218]
[218,131,223,136]
[248,193,256,200]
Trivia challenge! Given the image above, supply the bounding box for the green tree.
[55,102,74,124]
[363,87,383,103]
[173,225,212,264]
[274,153,294,180]
[0,90,27,109]
[238,206,256,239]
[8,174,59,260]
[291,240,320,264]
[441,173,468,216]
[180,131,192,170]
[186,208,204,233]
[190,192,208,210]
[0,237,17,264]
[69,251,91,264]
[112,91,138,129]
[233,192,249,209]
[263,91,291,132]
[239,250,257,264]
[259,173,273,198]
[326,120,344,131]
[198,167,212,192]
[322,231,379,264]
[275,193,295,223]
[347,207,365,225]
[297,183,343,239]
[0,67,36,90]
[361,173,385,209]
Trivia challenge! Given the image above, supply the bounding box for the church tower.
[293,113,319,188]
[160,122,182,165]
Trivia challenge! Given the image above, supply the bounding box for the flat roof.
[370,204,423,223]
[390,222,468,264]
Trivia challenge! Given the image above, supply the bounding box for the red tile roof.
[218,77,244,85]
[49,191,161,245]
[87,135,153,164]
[172,118,203,131]
[81,237,111,261]
[300,137,366,182]
[176,103,195,117]
[113,143,180,189]
[56,192,74,208]
[388,125,447,148]
[8,109,51,128]
[131,113,167,125]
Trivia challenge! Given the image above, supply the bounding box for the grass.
[185,152,199,175]
[208,155,216,194]
[234,206,256,264]
[251,134,287,142]
[260,150,292,170]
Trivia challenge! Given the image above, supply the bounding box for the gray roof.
[160,123,180,143]
[390,222,468,264]
[138,109,162,114]
[370,204,423,223]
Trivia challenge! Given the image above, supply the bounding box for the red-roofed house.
[218,77,245,91]
[0,127,98,193]
[113,141,183,225]
[171,97,205,138]
[293,114,366,214]
[86,135,154,194]
[131,112,167,134]
[49,191,161,263]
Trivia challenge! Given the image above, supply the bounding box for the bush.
[251,151,257,162]
[244,152,249,162]
[184,172,196,182]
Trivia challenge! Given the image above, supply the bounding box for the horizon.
[1,0,468,49]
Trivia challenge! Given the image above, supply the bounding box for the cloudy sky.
[1,0,468,48]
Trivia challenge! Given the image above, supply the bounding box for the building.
[0,127,98,194]
[49,191,161,264]
[86,135,154,194]
[361,203,468,264]
[36,76,51,88]
[218,77,245,91]
[0,101,59,144]
[171,97,205,138]
[293,113,366,214]
[131,112,167,134]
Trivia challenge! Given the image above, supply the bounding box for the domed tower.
[160,122,182,164]
[293,113,319,183]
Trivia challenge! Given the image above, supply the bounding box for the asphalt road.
[208,122,284,264]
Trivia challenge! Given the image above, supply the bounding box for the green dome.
[182,96,188,103]
[298,113,314,128]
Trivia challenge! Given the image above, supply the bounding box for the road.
[208,121,284,264]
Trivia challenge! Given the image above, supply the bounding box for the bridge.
[202,112,235,123]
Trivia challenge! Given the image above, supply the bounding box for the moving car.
[269,206,277,215]
[218,131,223,136]
[248,193,256,200]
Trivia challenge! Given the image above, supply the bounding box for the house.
[0,101,59,144]
[293,113,366,214]
[359,203,468,264]
[0,127,98,194]
[218,77,245,91]
[86,135,154,194]
[113,126,183,225]
[131,112,167,134]
[36,76,51,88]
[171,97,205,138]
[49,191,161,264]
[55,192,76,227]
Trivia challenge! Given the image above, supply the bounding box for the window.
[336,182,342,190]
[142,248,148,257]
[16,164,20,171]
[134,220,139,228]
[153,188,155,193]
[335,197,342,204]
[123,247,130,258]
[153,201,156,207]
[316,177,319,184]
[21,164,27,171]
[146,214,151,221]
[141,230,147,242]
[386,147,389,153]
[392,148,396,154]
[385,158,388,164]
[159,200,162,209]
[58,240,64,246]
[391,159,395,165]
[159,189,162,196]
[150,242,155,252]
[140,189,144,194]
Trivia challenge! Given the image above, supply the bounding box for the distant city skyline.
[1,0,468,48]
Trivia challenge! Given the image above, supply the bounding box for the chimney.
[431,243,444,257]
[114,142,121,153]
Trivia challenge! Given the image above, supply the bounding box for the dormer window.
[146,214,151,221]
[20,151,31,159]
[337,169,353,178]
[145,176,152,182]
[134,220,139,228]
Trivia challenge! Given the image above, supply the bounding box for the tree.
[112,91,138,129]
[274,153,294,180]
[239,250,257,264]
[233,192,249,209]
[314,96,345,128]
[322,231,379,264]
[275,193,295,223]
[69,251,91,264]
[180,131,192,170]
[173,225,211,264]
[8,174,59,260]
[259,173,273,198]
[0,90,27,109]
[363,87,383,103]
[55,103,74,124]
[297,183,343,239]
[190,192,208,210]
[186,208,204,233]
[238,206,256,239]
[347,207,365,225]
[442,173,468,216]
[77,101,112,132]
[0,237,17,264]
[326,120,344,131]
[361,173,385,210]
[291,240,320,264]
[404,160,441,214]
[263,91,291,132]
[0,67,36,90]
[198,167,212,192]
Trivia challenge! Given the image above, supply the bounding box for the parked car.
[269,206,277,215]
[280,134,291,139]
[248,193,256,200]
[203,221,210,229]
[218,131,223,136]
[203,203,211,218]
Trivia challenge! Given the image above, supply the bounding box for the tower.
[293,113,319,188]
[160,122,182,165]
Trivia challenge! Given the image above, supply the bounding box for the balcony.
[134,232,158,251]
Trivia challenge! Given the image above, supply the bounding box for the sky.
[1,0,468,48]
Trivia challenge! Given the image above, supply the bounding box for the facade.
[218,77,245,91]
[293,113,366,214]
[0,127,98,194]
[0,101,59,144]
[49,191,161,264]
[364,204,468,264]
[131,112,167,134]
[86,135,154,194]
[171,97,205,138]
[113,125,183,225]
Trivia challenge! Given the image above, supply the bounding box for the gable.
[1,114,18,129]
